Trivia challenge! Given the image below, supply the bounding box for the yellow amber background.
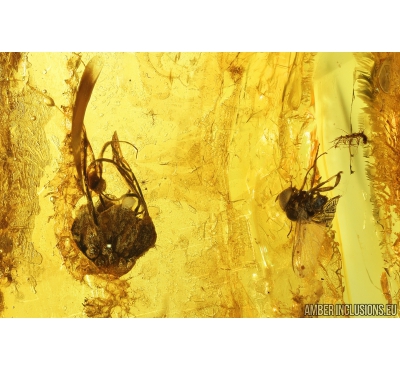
[0,52,396,317]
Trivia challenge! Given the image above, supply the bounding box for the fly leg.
[312,171,343,193]
[299,145,327,191]
[287,221,293,238]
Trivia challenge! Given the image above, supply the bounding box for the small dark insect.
[276,145,342,278]
[330,130,368,174]
[330,130,368,148]
[70,56,156,277]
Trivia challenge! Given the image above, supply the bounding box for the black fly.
[276,145,342,277]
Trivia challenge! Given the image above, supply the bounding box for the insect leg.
[287,221,293,238]
[299,145,327,191]
[313,171,342,193]
[349,143,355,174]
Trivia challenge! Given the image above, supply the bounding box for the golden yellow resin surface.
[0,52,396,317]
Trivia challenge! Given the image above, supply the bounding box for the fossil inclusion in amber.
[0,52,397,317]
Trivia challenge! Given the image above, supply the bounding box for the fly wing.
[311,195,340,227]
[71,56,103,186]
[292,221,326,278]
